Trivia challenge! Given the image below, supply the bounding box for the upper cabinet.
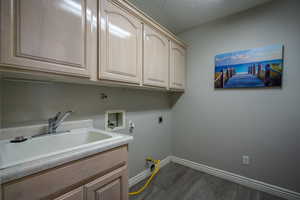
[143,24,169,88]
[169,41,186,90]
[0,0,186,91]
[99,0,142,84]
[0,0,97,77]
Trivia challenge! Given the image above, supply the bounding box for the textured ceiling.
[128,0,273,34]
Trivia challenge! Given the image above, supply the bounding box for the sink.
[0,130,115,170]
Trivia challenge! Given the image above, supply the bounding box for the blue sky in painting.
[215,44,283,67]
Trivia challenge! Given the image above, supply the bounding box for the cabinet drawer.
[2,146,128,200]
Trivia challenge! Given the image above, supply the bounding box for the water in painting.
[214,45,283,88]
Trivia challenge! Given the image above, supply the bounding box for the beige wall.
[0,80,172,178]
[0,78,2,128]
[173,0,300,192]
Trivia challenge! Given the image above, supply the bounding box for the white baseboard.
[171,156,300,200]
[129,156,172,188]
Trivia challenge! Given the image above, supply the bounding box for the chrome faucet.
[48,111,73,134]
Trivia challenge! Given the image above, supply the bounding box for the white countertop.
[0,128,133,184]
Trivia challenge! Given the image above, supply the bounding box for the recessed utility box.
[105,110,126,131]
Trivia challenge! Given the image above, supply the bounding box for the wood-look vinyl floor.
[129,163,286,200]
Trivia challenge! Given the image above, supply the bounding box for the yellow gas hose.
[129,159,160,196]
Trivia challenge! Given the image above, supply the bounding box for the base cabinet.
[1,146,128,200]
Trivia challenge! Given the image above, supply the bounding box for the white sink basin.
[0,129,118,170]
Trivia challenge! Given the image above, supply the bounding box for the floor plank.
[129,163,287,200]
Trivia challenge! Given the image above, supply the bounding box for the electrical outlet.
[128,120,135,133]
[242,155,250,165]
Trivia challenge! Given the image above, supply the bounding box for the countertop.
[0,128,133,184]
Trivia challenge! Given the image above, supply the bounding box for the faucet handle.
[52,112,62,121]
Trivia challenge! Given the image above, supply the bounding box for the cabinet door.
[169,41,186,90]
[85,165,128,200]
[143,24,169,88]
[99,0,142,84]
[0,0,97,77]
[54,187,84,200]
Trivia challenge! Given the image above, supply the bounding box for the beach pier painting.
[214,45,283,88]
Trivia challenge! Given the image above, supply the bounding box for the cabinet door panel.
[18,0,82,66]
[85,165,128,200]
[100,0,142,84]
[143,25,169,88]
[0,0,97,77]
[170,41,186,90]
[96,179,121,200]
[54,187,84,200]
